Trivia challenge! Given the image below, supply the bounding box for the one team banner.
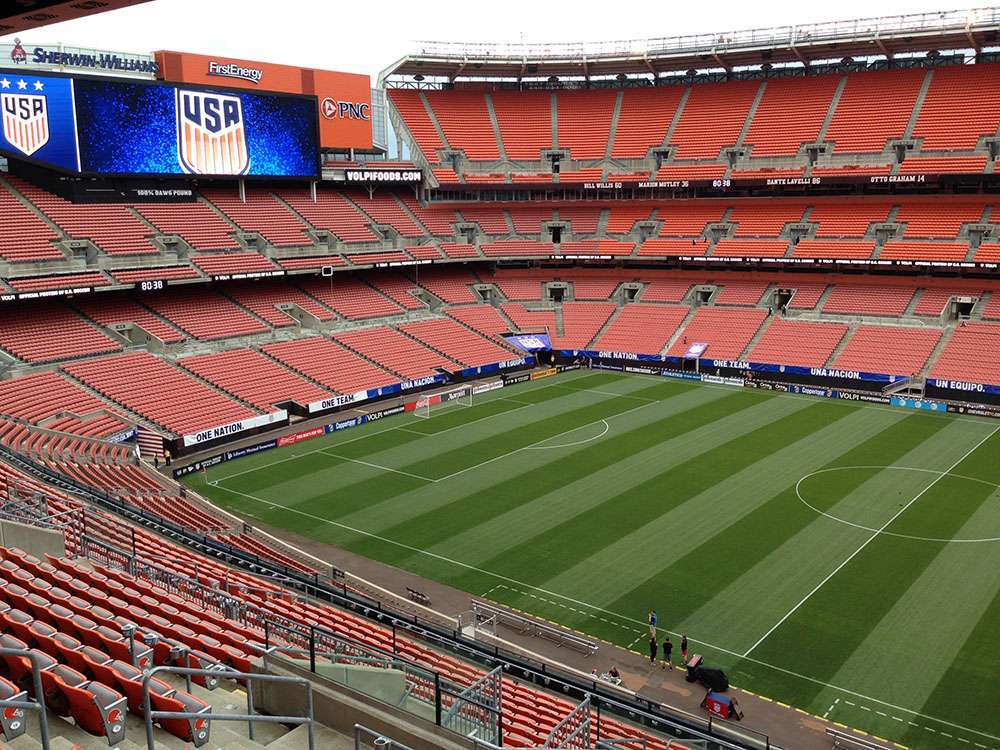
[0,68,319,178]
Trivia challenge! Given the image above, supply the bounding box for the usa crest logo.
[2,92,49,157]
[175,89,249,175]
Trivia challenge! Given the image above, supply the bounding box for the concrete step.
[265,723,353,750]
[586,304,624,348]
[662,306,698,354]
[918,323,957,379]
[483,92,508,162]
[739,313,774,360]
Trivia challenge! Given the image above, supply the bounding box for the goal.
[413,386,473,419]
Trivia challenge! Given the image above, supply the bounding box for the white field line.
[743,424,1000,658]
[206,372,598,483]
[317,451,438,482]
[207,481,1000,746]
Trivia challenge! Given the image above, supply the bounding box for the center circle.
[795,466,1000,543]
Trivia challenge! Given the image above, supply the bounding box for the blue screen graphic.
[0,71,79,171]
[73,78,318,178]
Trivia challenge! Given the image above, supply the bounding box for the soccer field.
[185,370,1000,750]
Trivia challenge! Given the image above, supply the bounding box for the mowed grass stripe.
[215,376,694,534]
[587,410,928,640]
[811,495,1000,742]
[412,389,821,572]
[340,382,735,542]
[346,388,766,567]
[478,400,848,604]
[399,379,695,481]
[908,583,1000,744]
[532,404,905,611]
[749,427,1000,705]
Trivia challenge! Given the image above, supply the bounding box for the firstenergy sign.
[155,50,373,150]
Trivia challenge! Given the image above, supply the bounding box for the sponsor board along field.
[186,370,1000,750]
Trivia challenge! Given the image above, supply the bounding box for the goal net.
[413,386,473,419]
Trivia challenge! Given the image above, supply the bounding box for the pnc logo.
[321,97,370,121]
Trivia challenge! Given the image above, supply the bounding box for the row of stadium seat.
[388,64,1000,164]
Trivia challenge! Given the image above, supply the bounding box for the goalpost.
[412,385,474,419]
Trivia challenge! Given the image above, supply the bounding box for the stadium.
[0,2,998,749]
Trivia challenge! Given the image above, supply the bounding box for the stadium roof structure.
[0,0,152,35]
[382,6,1000,82]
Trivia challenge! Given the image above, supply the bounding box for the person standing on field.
[648,634,658,665]
[662,636,673,670]
[680,634,689,665]
[648,608,657,637]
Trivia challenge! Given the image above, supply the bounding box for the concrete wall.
[0,519,65,559]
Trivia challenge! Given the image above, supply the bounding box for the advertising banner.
[155,50,373,151]
[503,332,553,352]
[182,410,287,448]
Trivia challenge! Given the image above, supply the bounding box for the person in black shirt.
[648,634,658,665]
[680,634,689,665]
[662,636,673,670]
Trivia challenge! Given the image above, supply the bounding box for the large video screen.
[1,71,80,171]
[0,69,319,179]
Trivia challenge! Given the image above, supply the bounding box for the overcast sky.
[0,0,977,80]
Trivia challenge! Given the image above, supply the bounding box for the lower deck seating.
[929,323,1000,385]
[299,277,404,319]
[178,348,331,410]
[445,305,515,342]
[398,318,515,367]
[74,297,185,343]
[63,352,260,436]
[748,319,849,367]
[553,303,617,349]
[412,268,482,303]
[262,337,397,393]
[592,305,689,354]
[224,281,335,327]
[666,307,768,359]
[832,325,942,376]
[0,372,121,426]
[334,327,454,379]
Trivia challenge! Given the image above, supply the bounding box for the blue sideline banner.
[890,396,947,412]
[929,379,1000,396]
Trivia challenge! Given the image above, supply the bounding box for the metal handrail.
[0,648,50,748]
[354,723,415,749]
[411,6,1000,60]
[141,666,315,750]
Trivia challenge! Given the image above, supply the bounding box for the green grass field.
[185,370,1000,750]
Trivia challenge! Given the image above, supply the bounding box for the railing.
[0,443,769,750]
[141,666,315,750]
[354,723,415,749]
[412,6,1000,60]
[0,648,50,747]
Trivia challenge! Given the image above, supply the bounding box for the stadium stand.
[7,272,111,294]
[190,252,277,277]
[63,352,260,436]
[143,287,268,340]
[262,336,398,393]
[0,178,64,262]
[490,90,552,160]
[279,188,379,243]
[74,296,185,343]
[820,285,917,316]
[298,275,404,319]
[669,79,760,158]
[929,323,1000,384]
[204,188,311,247]
[0,303,123,363]
[592,304,689,354]
[224,280,335,326]
[361,271,427,310]
[832,325,943,375]
[743,75,841,156]
[387,90,446,160]
[399,318,516,366]
[611,88,686,159]
[556,90,618,160]
[0,371,122,426]
[424,90,500,160]
[666,307,768,358]
[446,304,516,342]
[824,68,926,153]
[178,348,331,410]
[134,201,238,250]
[335,326,455,378]
[748,318,849,367]
[911,63,1000,149]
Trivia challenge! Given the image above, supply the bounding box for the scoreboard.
[0,69,319,179]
